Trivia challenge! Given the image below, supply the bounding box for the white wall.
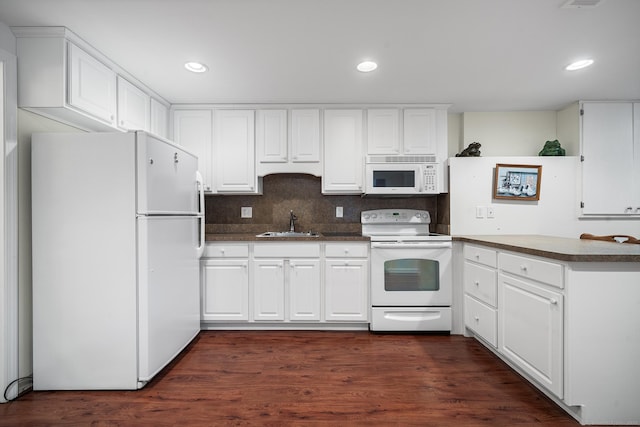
[462,111,567,156]
[16,110,82,388]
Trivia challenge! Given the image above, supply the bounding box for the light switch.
[241,207,252,218]
[475,206,486,218]
[336,206,343,218]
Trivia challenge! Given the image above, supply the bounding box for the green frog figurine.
[538,140,565,156]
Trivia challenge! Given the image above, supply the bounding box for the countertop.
[205,232,370,242]
[454,235,640,262]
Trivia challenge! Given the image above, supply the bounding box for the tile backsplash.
[205,173,448,234]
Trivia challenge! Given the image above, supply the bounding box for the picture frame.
[493,163,542,201]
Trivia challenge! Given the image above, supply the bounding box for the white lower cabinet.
[201,241,369,327]
[253,243,321,322]
[324,243,369,322]
[201,244,250,321]
[463,244,498,347]
[498,271,563,398]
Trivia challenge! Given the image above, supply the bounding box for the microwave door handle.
[418,165,425,192]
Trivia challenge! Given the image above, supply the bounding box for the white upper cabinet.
[14,27,167,133]
[580,101,640,216]
[67,42,117,127]
[367,109,400,155]
[214,110,259,193]
[403,108,437,155]
[116,76,150,131]
[323,109,363,194]
[256,108,321,176]
[150,98,169,139]
[257,109,288,164]
[290,109,321,163]
[366,107,449,160]
[172,109,213,192]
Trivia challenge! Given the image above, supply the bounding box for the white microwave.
[364,156,444,195]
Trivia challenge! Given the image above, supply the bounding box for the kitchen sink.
[256,231,320,238]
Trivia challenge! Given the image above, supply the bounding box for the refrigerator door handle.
[196,171,205,258]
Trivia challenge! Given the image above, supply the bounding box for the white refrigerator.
[31,131,205,390]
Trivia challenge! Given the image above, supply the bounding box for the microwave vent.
[367,155,436,163]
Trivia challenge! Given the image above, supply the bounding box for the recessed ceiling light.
[357,61,378,73]
[184,61,208,73]
[565,59,594,71]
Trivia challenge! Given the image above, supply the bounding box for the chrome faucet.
[289,210,298,232]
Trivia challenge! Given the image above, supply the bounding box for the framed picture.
[493,164,542,201]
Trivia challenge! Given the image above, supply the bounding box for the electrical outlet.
[487,206,495,218]
[336,206,343,218]
[475,206,486,218]
[241,207,252,218]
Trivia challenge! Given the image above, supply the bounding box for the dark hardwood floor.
[1,331,582,426]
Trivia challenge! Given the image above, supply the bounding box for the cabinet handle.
[474,316,479,321]
[549,298,558,305]
[520,265,528,272]
[174,152,179,163]
[475,254,480,260]
[474,280,479,286]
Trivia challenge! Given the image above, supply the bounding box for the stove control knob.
[371,214,378,219]
[362,214,370,220]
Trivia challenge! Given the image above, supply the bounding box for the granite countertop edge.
[206,233,370,242]
[453,235,640,262]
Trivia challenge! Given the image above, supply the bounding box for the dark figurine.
[538,140,565,156]
[456,142,481,157]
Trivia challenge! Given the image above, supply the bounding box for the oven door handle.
[371,242,452,249]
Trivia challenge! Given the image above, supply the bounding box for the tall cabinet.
[579,101,640,216]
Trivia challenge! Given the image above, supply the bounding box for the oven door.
[370,242,452,306]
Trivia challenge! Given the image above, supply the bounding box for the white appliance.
[362,209,452,332]
[31,131,205,390]
[364,155,446,195]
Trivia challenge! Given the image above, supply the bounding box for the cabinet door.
[291,109,320,163]
[403,109,436,155]
[173,110,213,192]
[253,259,285,321]
[581,102,636,215]
[201,260,249,321]
[67,42,117,125]
[117,76,150,131]
[257,109,287,163]
[289,259,321,321]
[325,259,368,321]
[323,109,363,193]
[498,273,563,398]
[214,110,257,193]
[150,98,168,139]
[367,109,400,155]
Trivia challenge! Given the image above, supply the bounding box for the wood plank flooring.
[1,331,582,426]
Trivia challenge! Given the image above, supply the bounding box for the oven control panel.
[361,209,431,224]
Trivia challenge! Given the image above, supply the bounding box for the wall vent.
[562,0,604,8]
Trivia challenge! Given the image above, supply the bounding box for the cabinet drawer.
[464,244,497,268]
[464,295,497,347]
[464,262,497,306]
[325,243,368,258]
[203,243,249,258]
[254,243,320,258]
[499,252,563,289]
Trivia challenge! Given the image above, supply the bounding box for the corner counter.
[456,234,640,425]
[454,234,640,262]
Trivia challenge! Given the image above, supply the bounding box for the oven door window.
[384,258,439,292]
[373,170,415,188]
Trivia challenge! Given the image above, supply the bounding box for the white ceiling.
[1,0,638,113]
